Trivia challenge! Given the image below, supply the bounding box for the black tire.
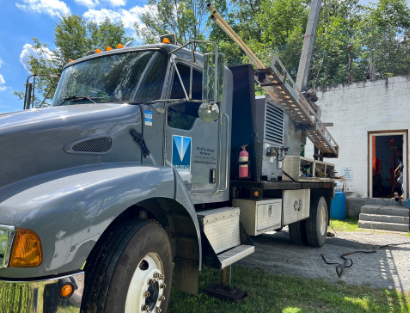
[81,219,172,313]
[289,220,307,245]
[306,196,329,247]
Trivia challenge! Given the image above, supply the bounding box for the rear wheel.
[81,219,172,313]
[289,220,307,245]
[306,196,328,247]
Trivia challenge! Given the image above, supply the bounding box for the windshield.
[51,50,165,106]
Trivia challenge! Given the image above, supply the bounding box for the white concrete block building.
[305,76,410,200]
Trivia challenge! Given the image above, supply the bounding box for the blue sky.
[0,0,149,113]
[0,0,409,114]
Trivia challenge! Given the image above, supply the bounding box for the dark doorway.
[372,135,403,198]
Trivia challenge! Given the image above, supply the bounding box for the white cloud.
[0,74,7,92]
[20,43,54,73]
[105,0,126,6]
[74,0,99,8]
[75,0,125,9]
[83,4,154,30]
[16,0,70,18]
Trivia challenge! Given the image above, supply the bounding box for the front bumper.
[0,271,84,313]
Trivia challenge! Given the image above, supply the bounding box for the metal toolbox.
[282,189,310,225]
[233,199,282,236]
[282,156,335,182]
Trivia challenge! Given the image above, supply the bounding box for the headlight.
[0,225,16,268]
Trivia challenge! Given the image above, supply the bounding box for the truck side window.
[168,64,203,130]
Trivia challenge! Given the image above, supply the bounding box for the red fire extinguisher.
[239,145,249,178]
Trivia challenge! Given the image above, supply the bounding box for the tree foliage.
[16,0,410,107]
[168,0,410,87]
[135,0,209,44]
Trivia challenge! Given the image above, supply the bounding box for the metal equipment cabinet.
[233,199,282,236]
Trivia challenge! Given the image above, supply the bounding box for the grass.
[169,265,410,313]
[329,217,359,232]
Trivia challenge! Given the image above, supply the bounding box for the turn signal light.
[117,44,124,49]
[162,38,171,44]
[106,46,113,51]
[60,283,74,299]
[95,49,102,53]
[9,228,42,267]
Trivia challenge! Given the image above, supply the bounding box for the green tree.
[207,0,262,67]
[136,0,410,88]
[136,0,209,44]
[359,0,410,79]
[14,15,132,107]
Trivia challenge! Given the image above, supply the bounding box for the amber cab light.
[69,59,73,63]
[106,46,113,51]
[9,228,42,267]
[60,283,74,299]
[95,49,102,53]
[117,44,124,49]
[162,38,171,44]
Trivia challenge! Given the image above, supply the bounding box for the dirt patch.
[239,228,410,291]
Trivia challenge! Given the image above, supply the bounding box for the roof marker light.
[106,46,113,51]
[162,38,171,44]
[95,49,102,53]
[117,44,124,49]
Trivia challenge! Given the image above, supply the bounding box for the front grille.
[72,137,112,153]
[265,103,284,145]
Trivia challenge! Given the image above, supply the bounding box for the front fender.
[0,164,200,278]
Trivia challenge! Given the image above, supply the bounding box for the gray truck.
[0,3,338,313]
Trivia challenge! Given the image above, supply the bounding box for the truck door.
[165,62,222,203]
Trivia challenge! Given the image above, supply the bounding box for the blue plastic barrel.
[330,191,346,220]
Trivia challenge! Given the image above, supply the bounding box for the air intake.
[66,136,113,154]
[265,102,284,146]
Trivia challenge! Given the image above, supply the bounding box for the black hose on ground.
[320,241,410,277]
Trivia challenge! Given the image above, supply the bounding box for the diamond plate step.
[198,207,255,269]
[359,213,409,224]
[358,220,409,233]
[217,244,255,269]
[197,207,241,254]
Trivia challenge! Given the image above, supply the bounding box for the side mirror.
[201,53,225,122]
[202,53,225,103]
[198,102,220,122]
[23,73,60,110]
[23,82,33,110]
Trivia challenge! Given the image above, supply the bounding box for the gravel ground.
[239,228,410,291]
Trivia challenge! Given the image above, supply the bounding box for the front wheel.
[81,219,172,313]
[306,196,329,247]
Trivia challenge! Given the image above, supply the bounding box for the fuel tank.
[0,103,142,191]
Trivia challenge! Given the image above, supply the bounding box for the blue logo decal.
[144,110,152,126]
[172,135,192,174]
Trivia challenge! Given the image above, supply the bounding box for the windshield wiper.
[58,96,103,106]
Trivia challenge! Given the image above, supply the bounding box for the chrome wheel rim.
[125,252,165,313]
[319,204,327,236]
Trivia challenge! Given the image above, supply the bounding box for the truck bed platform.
[230,180,335,190]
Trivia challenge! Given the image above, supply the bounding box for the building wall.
[305,76,410,198]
